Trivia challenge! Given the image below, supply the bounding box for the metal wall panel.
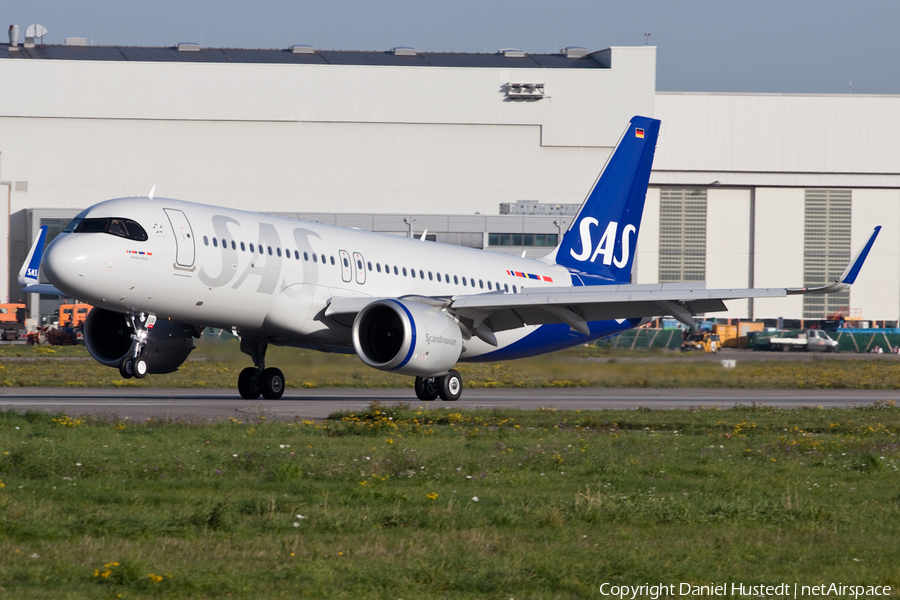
[655,92,900,178]
[753,188,805,319]
[850,189,900,321]
[803,190,851,319]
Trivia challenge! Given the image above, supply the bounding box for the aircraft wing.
[449,226,882,335]
[18,226,64,295]
[325,227,880,338]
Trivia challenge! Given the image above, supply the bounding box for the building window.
[488,233,558,247]
[803,189,851,319]
[658,188,707,282]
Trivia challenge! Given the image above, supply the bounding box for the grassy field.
[3,340,900,390]
[1,402,899,598]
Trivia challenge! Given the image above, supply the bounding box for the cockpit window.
[71,217,148,241]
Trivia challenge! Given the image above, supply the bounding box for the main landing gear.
[118,312,155,380]
[238,338,285,400]
[414,369,462,402]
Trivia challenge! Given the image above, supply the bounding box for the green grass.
[2,340,900,389]
[1,402,899,598]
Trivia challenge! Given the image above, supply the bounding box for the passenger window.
[513,285,518,293]
[303,252,309,261]
[394,266,399,275]
[419,270,424,279]
[504,284,509,292]
[222,239,227,248]
[479,280,484,289]
[487,281,492,290]
[203,236,209,246]
[357,260,363,270]
[330,256,335,265]
[240,242,245,251]
[403,267,408,276]
[376,263,381,273]
[454,275,459,284]
[428,272,433,281]
[313,254,318,263]
[368,262,373,271]
[436,273,441,282]
[462,278,467,287]
[268,247,273,256]
[411,269,416,278]
[231,241,236,250]
[343,257,349,267]
[213,238,218,248]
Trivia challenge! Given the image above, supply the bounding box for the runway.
[2,387,899,420]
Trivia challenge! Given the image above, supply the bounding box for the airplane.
[22,116,881,402]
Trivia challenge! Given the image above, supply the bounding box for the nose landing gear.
[118,312,155,379]
[238,338,285,400]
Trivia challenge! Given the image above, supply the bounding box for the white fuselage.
[43,197,572,359]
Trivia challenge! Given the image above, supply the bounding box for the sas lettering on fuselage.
[568,218,635,268]
[198,215,322,293]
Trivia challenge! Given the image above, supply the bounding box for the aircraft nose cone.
[42,234,89,296]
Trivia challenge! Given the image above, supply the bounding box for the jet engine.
[352,299,463,377]
[83,308,198,374]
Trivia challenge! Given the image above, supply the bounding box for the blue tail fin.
[18,226,47,287]
[553,116,660,284]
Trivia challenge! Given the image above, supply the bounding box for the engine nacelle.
[83,308,197,374]
[352,299,463,377]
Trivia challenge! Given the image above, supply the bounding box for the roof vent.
[176,42,200,52]
[500,48,526,58]
[392,46,417,56]
[561,46,589,59]
[290,44,316,54]
[64,37,88,46]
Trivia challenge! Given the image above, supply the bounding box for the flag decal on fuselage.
[506,270,553,283]
[635,128,645,138]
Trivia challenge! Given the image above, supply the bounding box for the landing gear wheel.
[133,358,148,379]
[238,367,262,400]
[415,376,439,401]
[438,369,462,401]
[118,357,134,379]
[261,367,285,400]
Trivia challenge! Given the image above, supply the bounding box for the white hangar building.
[1,41,898,323]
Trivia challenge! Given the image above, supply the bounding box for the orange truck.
[59,303,92,328]
[0,303,27,342]
[0,303,26,323]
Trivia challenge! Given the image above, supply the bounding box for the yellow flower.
[426,492,438,501]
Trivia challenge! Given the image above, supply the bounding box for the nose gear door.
[164,209,195,270]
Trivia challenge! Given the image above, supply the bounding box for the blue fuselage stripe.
[463,319,641,362]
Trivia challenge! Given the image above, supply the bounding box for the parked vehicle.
[768,329,838,352]
[681,331,721,353]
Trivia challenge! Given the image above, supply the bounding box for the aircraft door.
[353,252,366,285]
[339,250,352,283]
[164,208,196,270]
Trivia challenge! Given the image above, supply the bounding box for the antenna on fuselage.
[148,185,156,200]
